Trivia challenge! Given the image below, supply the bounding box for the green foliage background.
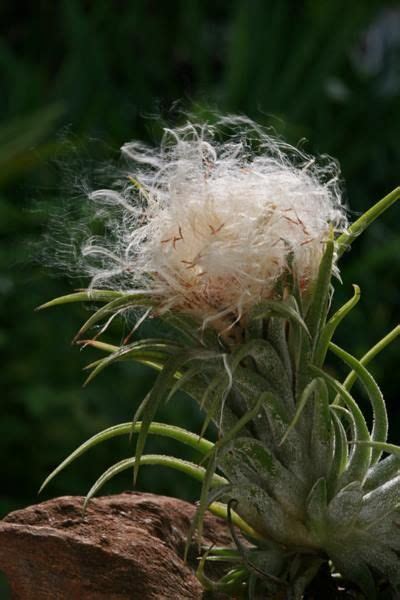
[1,0,399,531]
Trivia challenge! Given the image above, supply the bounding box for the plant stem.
[336,187,400,257]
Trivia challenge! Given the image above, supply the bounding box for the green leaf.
[232,365,303,464]
[36,289,126,310]
[298,237,334,394]
[227,482,312,548]
[208,501,265,542]
[197,363,241,439]
[39,421,214,493]
[186,449,219,550]
[195,341,292,439]
[233,364,281,412]
[80,340,119,354]
[165,364,207,403]
[306,236,334,343]
[342,325,400,394]
[74,294,154,339]
[328,407,349,494]
[306,477,328,539]
[327,481,362,531]
[310,378,332,479]
[230,339,294,412]
[360,474,400,532]
[83,454,228,508]
[160,312,218,348]
[335,186,400,258]
[351,440,400,457]
[266,316,293,384]
[222,436,306,521]
[195,547,247,594]
[314,284,360,367]
[83,339,180,385]
[251,296,310,337]
[311,366,371,486]
[215,392,271,452]
[329,342,388,464]
[83,341,165,373]
[187,392,267,551]
[181,372,243,436]
[132,353,190,483]
[279,377,320,446]
[287,297,308,394]
[364,453,400,492]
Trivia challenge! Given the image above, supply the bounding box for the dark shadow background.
[1,0,399,574]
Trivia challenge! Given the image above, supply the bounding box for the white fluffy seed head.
[79,117,348,329]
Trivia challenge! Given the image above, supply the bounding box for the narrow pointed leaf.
[83,339,180,385]
[342,325,400,394]
[188,392,267,550]
[327,481,362,531]
[132,353,190,483]
[310,378,332,479]
[84,348,166,374]
[314,284,360,367]
[311,366,371,485]
[166,365,207,402]
[39,421,214,493]
[329,342,388,463]
[364,453,400,492]
[306,478,327,538]
[36,289,126,310]
[208,502,264,541]
[306,237,334,342]
[80,340,119,354]
[280,378,320,446]
[336,186,400,258]
[328,408,349,493]
[360,473,400,527]
[251,297,310,336]
[298,237,334,394]
[75,294,153,339]
[84,454,227,508]
[351,440,400,457]
[230,340,294,413]
[266,316,293,384]
[219,393,268,447]
[221,436,306,521]
[227,482,312,547]
[161,312,218,348]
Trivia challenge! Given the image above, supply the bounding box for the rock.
[0,492,234,599]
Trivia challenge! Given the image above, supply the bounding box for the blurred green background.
[1,0,400,532]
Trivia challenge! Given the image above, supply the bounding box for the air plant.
[38,119,400,598]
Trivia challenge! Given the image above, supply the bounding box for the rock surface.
[0,492,233,599]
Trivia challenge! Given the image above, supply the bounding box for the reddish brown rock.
[0,492,233,599]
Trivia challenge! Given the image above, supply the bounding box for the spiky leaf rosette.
[39,120,400,599]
